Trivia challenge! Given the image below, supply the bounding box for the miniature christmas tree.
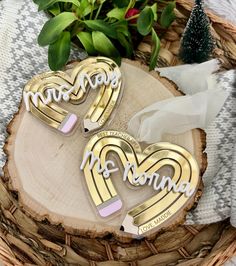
[179,0,214,63]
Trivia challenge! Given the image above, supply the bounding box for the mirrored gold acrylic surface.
[82,130,200,235]
[23,57,123,134]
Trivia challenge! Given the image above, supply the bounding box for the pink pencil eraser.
[98,199,122,218]
[59,114,77,134]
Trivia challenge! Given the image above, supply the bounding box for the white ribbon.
[128,60,229,143]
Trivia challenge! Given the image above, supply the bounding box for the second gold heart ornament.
[80,130,200,236]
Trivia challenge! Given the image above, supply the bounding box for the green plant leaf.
[149,28,160,70]
[112,20,129,37]
[38,0,80,11]
[38,12,77,46]
[117,33,133,58]
[137,7,154,36]
[107,7,126,20]
[160,2,176,28]
[77,31,96,55]
[76,0,97,17]
[84,20,117,39]
[126,0,136,13]
[151,3,158,21]
[112,0,129,8]
[48,31,71,71]
[48,3,61,16]
[92,31,120,63]
[33,0,41,4]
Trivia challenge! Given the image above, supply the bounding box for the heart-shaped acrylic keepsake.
[23,57,123,134]
[81,130,200,236]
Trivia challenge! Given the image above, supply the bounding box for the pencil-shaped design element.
[81,131,200,235]
[23,57,123,134]
[121,143,199,235]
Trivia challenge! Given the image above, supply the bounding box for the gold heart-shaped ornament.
[81,130,201,236]
[23,57,123,134]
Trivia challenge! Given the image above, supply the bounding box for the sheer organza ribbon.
[128,60,229,143]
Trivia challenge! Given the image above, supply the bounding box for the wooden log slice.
[3,59,207,238]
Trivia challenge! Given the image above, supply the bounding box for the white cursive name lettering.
[23,70,121,111]
[80,150,119,178]
[80,151,195,197]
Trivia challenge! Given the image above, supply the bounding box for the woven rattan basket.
[0,0,236,265]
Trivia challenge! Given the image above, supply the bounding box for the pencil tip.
[83,119,100,133]
[120,225,124,231]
